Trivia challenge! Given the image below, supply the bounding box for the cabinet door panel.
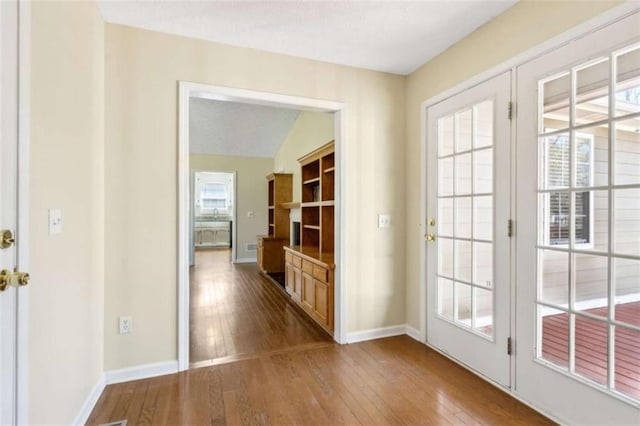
[302,273,314,311]
[293,267,302,302]
[314,279,329,326]
[285,263,294,295]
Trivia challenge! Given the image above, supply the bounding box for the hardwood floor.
[189,249,331,366]
[88,250,552,425]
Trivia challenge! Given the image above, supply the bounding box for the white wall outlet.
[378,213,391,228]
[48,209,63,235]
[247,211,255,218]
[119,316,132,334]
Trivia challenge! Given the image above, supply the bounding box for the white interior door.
[426,71,512,387]
[0,1,19,424]
[516,12,640,423]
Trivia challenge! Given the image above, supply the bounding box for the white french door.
[516,12,640,423]
[426,71,512,387]
[0,1,19,424]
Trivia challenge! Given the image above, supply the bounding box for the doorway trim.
[177,81,347,371]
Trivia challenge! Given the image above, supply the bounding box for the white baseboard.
[405,325,425,343]
[234,257,256,264]
[72,374,105,426]
[345,324,407,343]
[105,360,178,385]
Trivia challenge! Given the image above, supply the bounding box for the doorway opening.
[178,82,346,370]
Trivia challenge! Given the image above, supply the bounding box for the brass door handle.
[1,230,15,249]
[424,233,436,242]
[0,269,30,292]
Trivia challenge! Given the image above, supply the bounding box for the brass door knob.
[1,230,15,249]
[424,233,436,242]
[0,269,30,292]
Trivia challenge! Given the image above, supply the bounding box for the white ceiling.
[97,0,517,75]
[189,98,301,157]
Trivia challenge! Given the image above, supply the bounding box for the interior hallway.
[189,249,331,367]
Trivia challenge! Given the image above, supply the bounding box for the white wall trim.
[233,257,257,264]
[405,325,424,343]
[71,375,105,426]
[17,0,31,423]
[345,325,407,344]
[178,81,347,370]
[105,361,178,385]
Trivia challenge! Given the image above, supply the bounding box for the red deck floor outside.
[541,301,640,399]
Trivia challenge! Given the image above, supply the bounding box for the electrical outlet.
[119,316,132,334]
[48,209,63,235]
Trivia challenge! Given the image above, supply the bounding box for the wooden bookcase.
[284,141,336,334]
[257,173,292,274]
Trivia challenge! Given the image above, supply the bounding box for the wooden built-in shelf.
[303,177,321,185]
[303,225,321,230]
[324,167,335,173]
[258,173,293,275]
[280,201,300,209]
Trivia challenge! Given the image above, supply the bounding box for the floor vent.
[100,421,127,426]
[246,243,257,251]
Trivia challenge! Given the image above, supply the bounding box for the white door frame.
[418,1,639,420]
[177,81,347,370]
[0,0,30,423]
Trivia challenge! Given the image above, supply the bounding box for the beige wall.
[404,0,623,331]
[105,24,406,370]
[190,155,274,259]
[29,1,104,423]
[274,111,335,205]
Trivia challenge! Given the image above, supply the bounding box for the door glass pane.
[474,148,493,194]
[439,115,455,157]
[614,257,640,327]
[455,197,471,239]
[473,195,492,241]
[455,153,472,195]
[455,240,471,283]
[542,134,570,189]
[539,249,569,308]
[456,282,472,327]
[473,242,492,288]
[542,73,571,131]
[474,287,493,336]
[575,315,608,386]
[475,101,493,148]
[574,254,608,319]
[575,58,609,126]
[615,46,640,117]
[614,326,640,400]
[438,198,454,237]
[439,238,454,279]
[540,192,570,246]
[574,190,608,252]
[438,278,454,320]
[540,306,569,368]
[614,188,640,257]
[436,99,495,339]
[614,118,640,186]
[456,109,472,152]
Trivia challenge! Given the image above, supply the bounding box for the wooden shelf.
[303,177,321,185]
[280,201,300,209]
[303,225,320,230]
[268,206,274,209]
[258,173,293,274]
[324,167,335,173]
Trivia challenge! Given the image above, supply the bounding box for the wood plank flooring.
[87,336,551,425]
[189,249,331,366]
[88,249,552,425]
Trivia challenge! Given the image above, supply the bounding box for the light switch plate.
[48,209,63,235]
[378,213,391,228]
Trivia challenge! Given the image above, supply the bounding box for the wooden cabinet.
[283,139,336,334]
[257,236,287,274]
[284,247,334,333]
[258,173,292,274]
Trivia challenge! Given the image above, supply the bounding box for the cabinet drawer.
[312,265,328,282]
[292,255,302,268]
[285,251,293,264]
[302,259,314,274]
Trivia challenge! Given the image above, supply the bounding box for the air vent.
[100,421,127,426]
[246,243,257,251]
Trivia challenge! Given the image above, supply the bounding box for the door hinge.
[508,219,514,237]
[507,337,513,355]
[508,101,514,120]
